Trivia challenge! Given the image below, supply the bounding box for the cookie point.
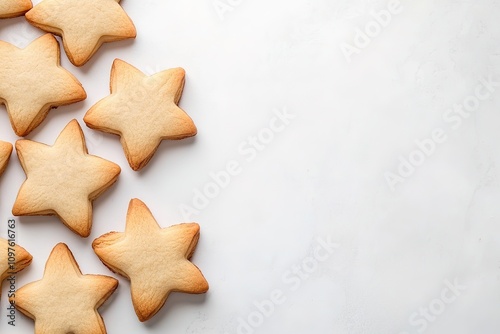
[68,118,80,126]
[200,279,209,292]
[187,222,200,231]
[39,33,56,44]
[81,231,91,238]
[112,58,129,70]
[131,162,141,171]
[135,306,154,322]
[1,141,13,153]
[53,242,70,253]
[174,67,186,76]
[14,126,28,137]
[190,122,198,136]
[129,198,145,207]
[91,236,102,249]
[11,200,24,216]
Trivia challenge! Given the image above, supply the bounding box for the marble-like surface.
[1,0,500,333]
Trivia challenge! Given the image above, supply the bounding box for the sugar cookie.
[0,140,12,176]
[25,0,136,66]
[12,119,121,237]
[0,34,86,136]
[12,243,117,333]
[93,198,208,321]
[84,59,197,171]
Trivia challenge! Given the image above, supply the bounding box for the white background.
[1,0,500,333]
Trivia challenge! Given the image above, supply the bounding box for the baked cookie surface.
[12,243,118,334]
[0,34,86,136]
[93,198,208,321]
[0,140,12,175]
[0,237,32,299]
[84,59,197,171]
[0,0,32,18]
[12,119,121,237]
[25,0,136,66]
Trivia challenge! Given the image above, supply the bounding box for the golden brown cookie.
[0,34,86,136]
[0,237,32,299]
[0,0,32,18]
[84,59,197,171]
[93,198,208,321]
[12,119,121,237]
[0,140,12,176]
[25,0,136,66]
[12,243,118,333]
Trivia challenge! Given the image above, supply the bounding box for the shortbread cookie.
[25,0,136,66]
[0,237,32,299]
[84,59,197,171]
[12,243,118,333]
[93,198,208,321]
[0,140,12,175]
[12,119,121,237]
[0,0,32,18]
[0,34,86,136]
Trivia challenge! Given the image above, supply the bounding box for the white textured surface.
[1,0,500,333]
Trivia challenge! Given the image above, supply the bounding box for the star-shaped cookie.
[12,243,118,334]
[12,119,121,237]
[0,34,86,136]
[25,0,136,66]
[93,198,208,321]
[0,140,12,176]
[0,0,32,18]
[0,238,32,299]
[84,59,197,171]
